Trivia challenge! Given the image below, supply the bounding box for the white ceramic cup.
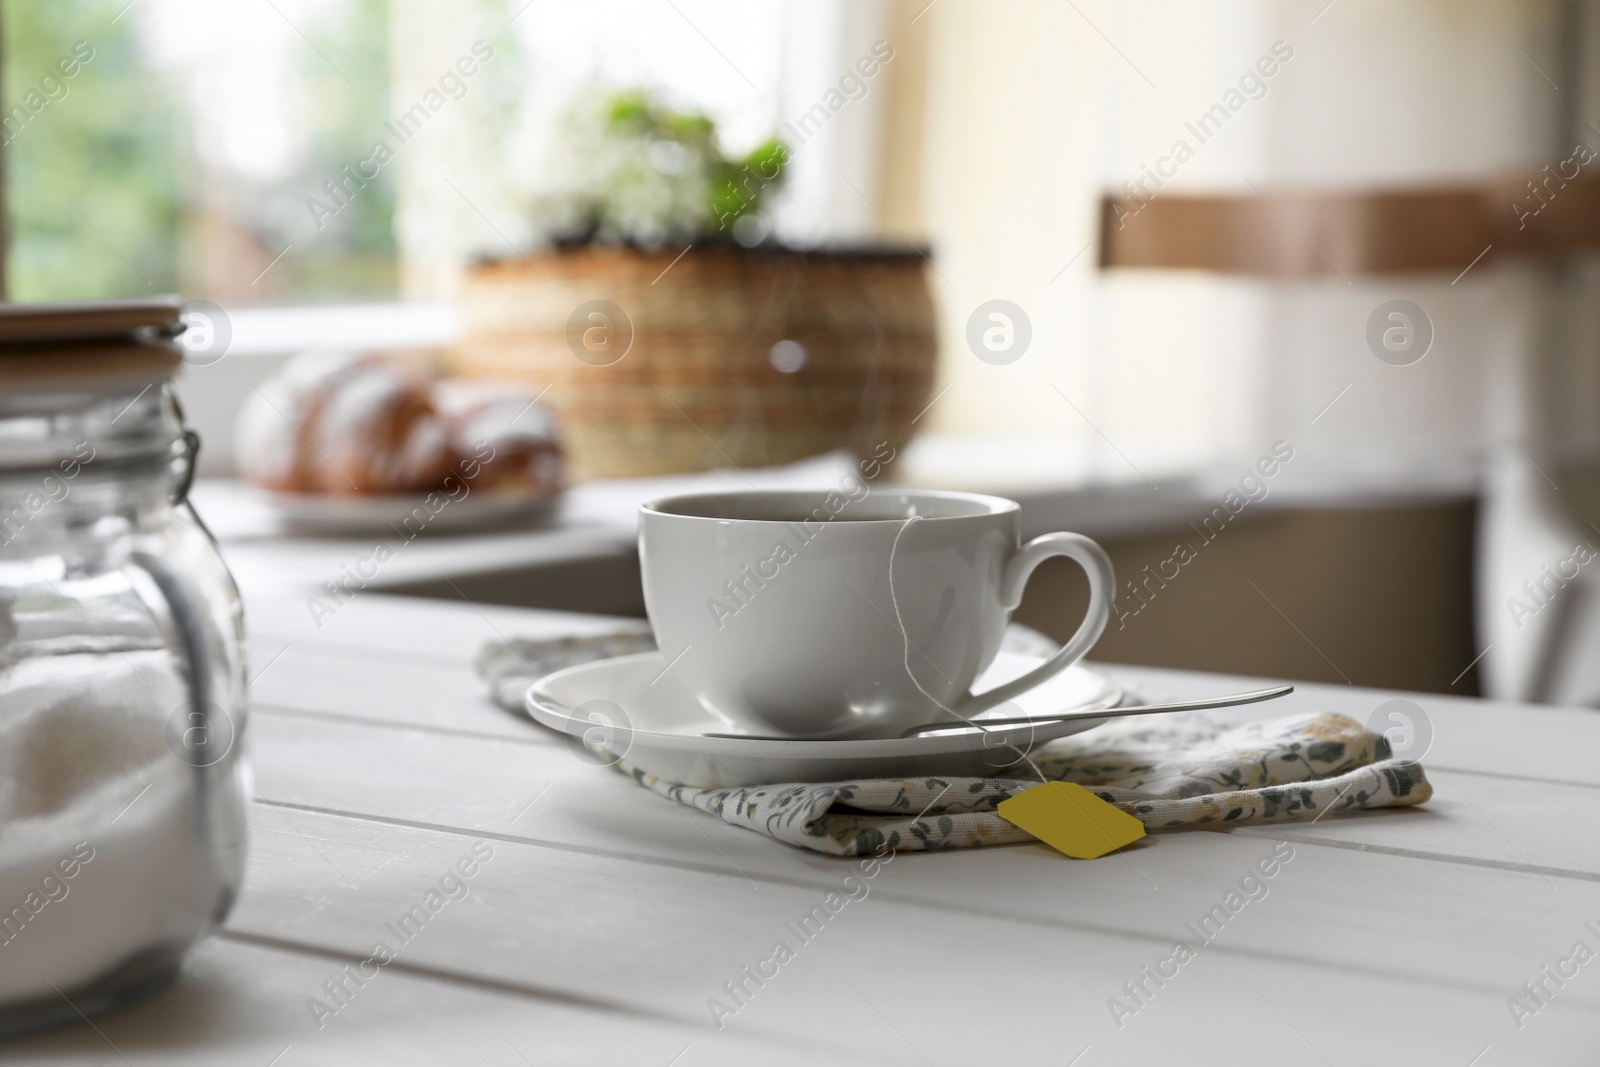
[639,488,1115,739]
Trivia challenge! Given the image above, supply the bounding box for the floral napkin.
[477,628,1432,856]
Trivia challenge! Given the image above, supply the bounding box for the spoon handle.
[894,684,1295,738]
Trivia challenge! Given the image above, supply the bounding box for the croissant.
[237,354,562,497]
[433,380,565,494]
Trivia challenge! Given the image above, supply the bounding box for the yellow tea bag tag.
[997,782,1146,859]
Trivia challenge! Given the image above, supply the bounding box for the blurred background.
[9,0,1600,705]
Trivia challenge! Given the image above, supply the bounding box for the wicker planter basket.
[448,244,937,479]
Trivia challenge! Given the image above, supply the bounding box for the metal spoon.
[699,684,1293,741]
[895,684,1294,737]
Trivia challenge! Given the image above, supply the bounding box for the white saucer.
[525,650,1123,788]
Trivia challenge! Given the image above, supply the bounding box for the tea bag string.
[886,515,1049,787]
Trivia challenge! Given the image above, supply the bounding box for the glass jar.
[0,305,249,1035]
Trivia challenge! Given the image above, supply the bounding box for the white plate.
[260,488,559,535]
[525,650,1123,788]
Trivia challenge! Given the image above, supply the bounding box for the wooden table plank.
[1099,661,1600,787]
[249,641,535,739]
[248,706,1600,890]
[242,765,1600,1019]
[228,805,1600,1063]
[19,591,1600,1063]
[243,593,641,663]
[3,933,852,1066]
[248,667,1600,883]
[242,590,1600,788]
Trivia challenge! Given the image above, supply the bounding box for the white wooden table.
[11,591,1600,1065]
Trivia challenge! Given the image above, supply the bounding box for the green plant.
[535,87,787,248]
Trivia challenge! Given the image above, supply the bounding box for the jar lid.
[0,296,186,392]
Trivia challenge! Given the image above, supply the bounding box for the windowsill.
[216,300,464,356]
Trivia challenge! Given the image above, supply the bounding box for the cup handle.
[954,532,1115,716]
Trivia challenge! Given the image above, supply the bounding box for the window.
[3,0,893,306]
[4,0,398,303]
